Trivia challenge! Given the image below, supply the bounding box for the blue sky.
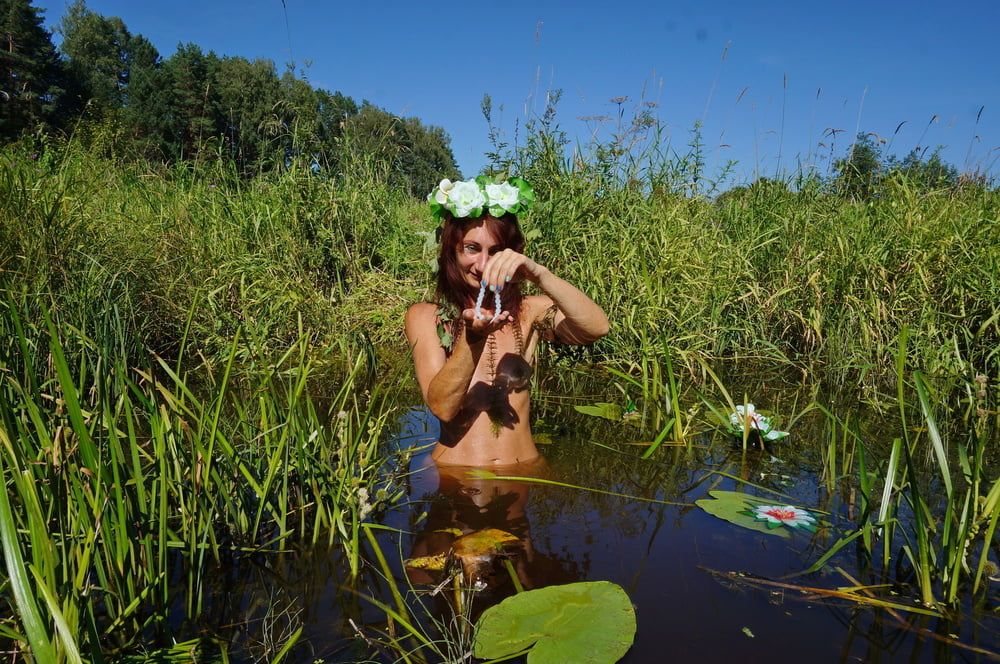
[34,0,1000,184]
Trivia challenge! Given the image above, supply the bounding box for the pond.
[182,370,1000,663]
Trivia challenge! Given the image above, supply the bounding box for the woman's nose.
[475,253,489,272]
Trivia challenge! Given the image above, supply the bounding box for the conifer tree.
[1,0,71,138]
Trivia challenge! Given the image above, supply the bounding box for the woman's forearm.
[426,330,484,422]
[533,267,609,342]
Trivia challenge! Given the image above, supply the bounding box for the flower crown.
[427,175,534,221]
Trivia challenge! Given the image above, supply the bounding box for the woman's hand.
[460,307,511,340]
[481,249,545,291]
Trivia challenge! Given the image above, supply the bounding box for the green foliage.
[0,299,404,658]
[0,1,461,184]
[0,0,74,139]
[58,0,136,110]
[473,581,636,663]
[834,133,884,198]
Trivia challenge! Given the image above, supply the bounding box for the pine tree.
[1,0,71,139]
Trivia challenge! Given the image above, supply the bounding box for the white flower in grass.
[433,178,454,205]
[485,182,520,212]
[751,504,817,531]
[730,404,767,430]
[447,180,486,217]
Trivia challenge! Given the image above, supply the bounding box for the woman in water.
[405,176,608,467]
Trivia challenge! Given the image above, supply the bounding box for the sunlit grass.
[0,299,403,660]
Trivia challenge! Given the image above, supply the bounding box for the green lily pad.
[573,402,623,421]
[694,490,791,538]
[473,581,635,663]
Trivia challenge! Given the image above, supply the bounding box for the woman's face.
[455,221,503,290]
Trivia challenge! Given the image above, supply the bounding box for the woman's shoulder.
[406,301,439,321]
[522,294,556,322]
[405,302,439,341]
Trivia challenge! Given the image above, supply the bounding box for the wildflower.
[357,487,374,521]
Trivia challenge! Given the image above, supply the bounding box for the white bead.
[474,283,487,320]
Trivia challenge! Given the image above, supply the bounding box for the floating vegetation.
[473,581,636,663]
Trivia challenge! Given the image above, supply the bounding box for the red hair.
[435,213,524,321]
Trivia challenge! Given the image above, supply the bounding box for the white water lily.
[750,504,817,531]
[485,182,520,211]
[729,403,767,429]
[447,180,486,217]
[434,178,454,204]
[727,403,788,441]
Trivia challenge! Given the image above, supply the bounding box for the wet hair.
[435,212,524,321]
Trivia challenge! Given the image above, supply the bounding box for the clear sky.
[33,0,1000,184]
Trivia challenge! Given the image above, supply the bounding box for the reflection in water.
[166,398,1000,662]
[406,455,580,607]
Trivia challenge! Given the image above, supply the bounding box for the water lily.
[730,404,766,430]
[748,504,817,531]
[727,403,788,441]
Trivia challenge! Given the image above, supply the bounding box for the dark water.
[188,380,1000,663]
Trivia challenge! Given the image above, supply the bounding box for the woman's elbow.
[584,313,610,342]
[593,316,610,339]
[428,399,460,423]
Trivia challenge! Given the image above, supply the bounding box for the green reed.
[4,120,998,390]
[810,329,1000,609]
[0,299,402,661]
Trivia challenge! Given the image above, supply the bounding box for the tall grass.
[3,121,998,389]
[0,298,402,660]
[801,329,999,610]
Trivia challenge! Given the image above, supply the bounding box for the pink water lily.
[750,504,817,531]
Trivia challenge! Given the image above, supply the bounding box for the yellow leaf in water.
[405,554,449,571]
[451,528,520,558]
[434,527,463,537]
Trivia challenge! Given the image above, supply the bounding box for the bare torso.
[410,297,548,466]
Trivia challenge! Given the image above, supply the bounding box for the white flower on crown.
[434,178,454,205]
[485,181,520,212]
[447,180,486,217]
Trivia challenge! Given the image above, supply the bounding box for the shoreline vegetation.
[3,128,997,389]
[1,0,998,660]
[1,122,997,659]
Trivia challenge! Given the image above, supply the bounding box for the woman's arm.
[405,303,511,422]
[482,251,609,344]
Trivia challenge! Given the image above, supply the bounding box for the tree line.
[1,0,461,192]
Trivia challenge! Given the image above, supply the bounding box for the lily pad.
[573,402,623,421]
[694,490,791,539]
[451,528,521,582]
[474,581,635,663]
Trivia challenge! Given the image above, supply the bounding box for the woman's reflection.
[406,457,578,599]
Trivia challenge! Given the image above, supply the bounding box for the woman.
[405,176,608,466]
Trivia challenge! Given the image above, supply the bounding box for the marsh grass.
[3,116,998,391]
[0,299,403,660]
[803,330,1000,610]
